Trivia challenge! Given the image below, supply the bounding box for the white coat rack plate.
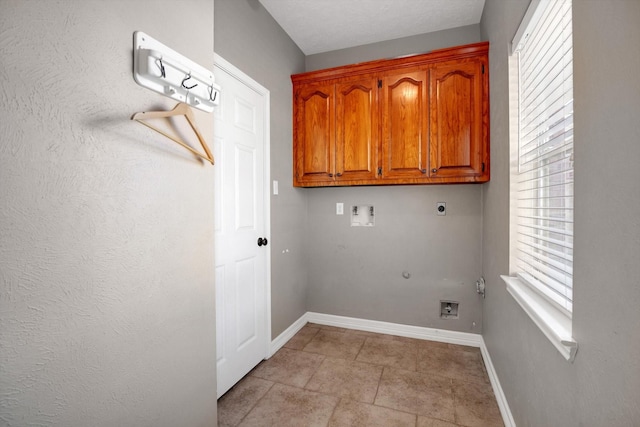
[133,31,221,112]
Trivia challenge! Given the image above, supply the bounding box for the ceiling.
[258,0,486,55]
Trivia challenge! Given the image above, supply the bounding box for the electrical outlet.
[436,202,446,216]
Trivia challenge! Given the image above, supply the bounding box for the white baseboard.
[269,313,309,357]
[479,340,516,427]
[269,311,515,426]
[306,312,484,347]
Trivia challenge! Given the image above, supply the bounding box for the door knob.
[257,237,268,247]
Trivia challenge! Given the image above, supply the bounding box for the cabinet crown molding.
[292,41,489,84]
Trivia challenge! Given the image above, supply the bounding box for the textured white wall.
[0,1,217,426]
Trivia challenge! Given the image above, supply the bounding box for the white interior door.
[213,55,270,399]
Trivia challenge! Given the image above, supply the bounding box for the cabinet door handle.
[328,173,333,177]
[432,168,438,174]
[421,169,427,174]
[336,173,342,177]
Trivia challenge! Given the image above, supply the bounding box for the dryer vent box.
[440,301,459,319]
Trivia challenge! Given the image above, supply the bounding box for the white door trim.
[213,53,272,362]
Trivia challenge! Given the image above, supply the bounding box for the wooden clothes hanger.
[131,102,214,165]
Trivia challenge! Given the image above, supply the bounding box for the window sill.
[501,275,578,362]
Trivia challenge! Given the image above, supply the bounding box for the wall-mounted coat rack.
[133,31,221,112]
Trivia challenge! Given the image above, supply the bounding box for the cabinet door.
[293,83,335,185]
[380,70,429,180]
[429,59,485,178]
[335,77,378,182]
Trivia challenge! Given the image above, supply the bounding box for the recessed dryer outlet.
[440,301,459,319]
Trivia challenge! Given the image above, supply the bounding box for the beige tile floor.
[218,323,503,427]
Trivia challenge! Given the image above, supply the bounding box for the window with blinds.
[511,0,574,316]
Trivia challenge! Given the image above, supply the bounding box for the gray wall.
[306,185,483,332]
[0,1,217,426]
[306,24,481,71]
[214,0,307,337]
[305,28,485,333]
[481,0,640,425]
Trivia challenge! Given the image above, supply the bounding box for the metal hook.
[208,85,218,102]
[157,57,166,78]
[181,73,198,90]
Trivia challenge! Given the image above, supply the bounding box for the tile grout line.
[324,396,343,427]
[352,335,368,361]
[233,380,276,427]
[301,351,326,390]
[371,364,385,411]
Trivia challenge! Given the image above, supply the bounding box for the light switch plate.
[336,202,344,215]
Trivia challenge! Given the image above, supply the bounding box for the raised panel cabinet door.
[293,83,335,185]
[381,70,429,180]
[335,77,379,182]
[429,59,485,179]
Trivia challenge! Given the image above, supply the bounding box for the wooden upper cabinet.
[335,77,378,182]
[292,41,489,187]
[293,77,378,186]
[381,70,429,180]
[429,58,486,179]
[293,82,335,185]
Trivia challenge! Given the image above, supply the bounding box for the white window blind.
[512,0,574,316]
